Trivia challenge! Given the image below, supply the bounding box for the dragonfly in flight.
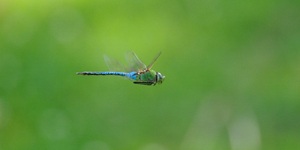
[76,51,165,86]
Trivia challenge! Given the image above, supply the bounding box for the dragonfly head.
[156,72,165,85]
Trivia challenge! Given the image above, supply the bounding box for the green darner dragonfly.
[76,51,165,86]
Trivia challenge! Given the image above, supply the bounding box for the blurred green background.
[1,0,300,150]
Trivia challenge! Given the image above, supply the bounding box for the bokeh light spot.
[38,109,70,141]
[1,12,36,46]
[228,115,261,150]
[81,141,111,150]
[50,7,85,43]
[140,143,167,150]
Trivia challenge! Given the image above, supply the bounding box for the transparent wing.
[147,51,162,70]
[124,51,146,71]
[103,54,130,72]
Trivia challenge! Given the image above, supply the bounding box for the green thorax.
[137,70,156,82]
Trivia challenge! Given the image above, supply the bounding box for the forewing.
[103,54,130,72]
[124,51,146,71]
[147,51,162,70]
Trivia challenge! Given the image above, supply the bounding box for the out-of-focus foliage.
[0,0,300,150]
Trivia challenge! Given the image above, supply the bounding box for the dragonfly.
[76,51,165,86]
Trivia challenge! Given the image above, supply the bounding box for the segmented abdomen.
[76,72,126,76]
